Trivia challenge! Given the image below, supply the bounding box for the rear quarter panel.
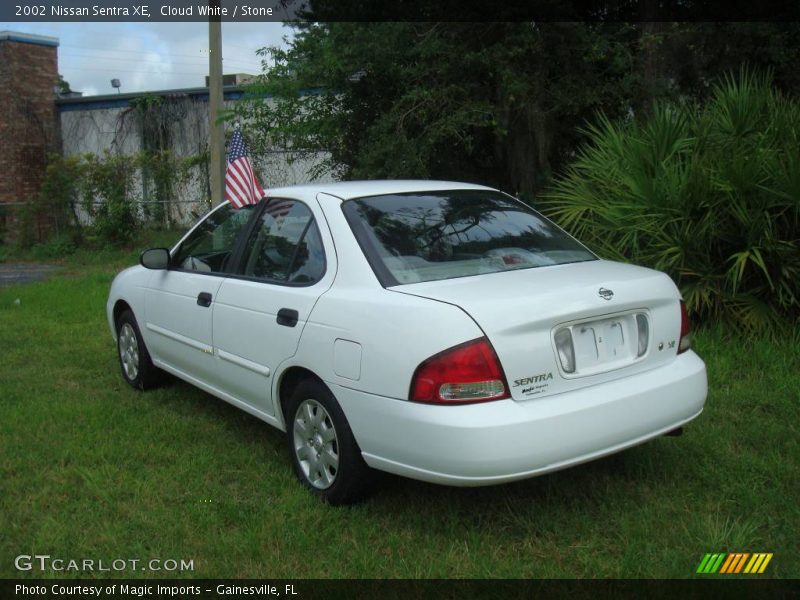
[293,288,484,401]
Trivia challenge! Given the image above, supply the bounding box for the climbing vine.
[23,151,206,247]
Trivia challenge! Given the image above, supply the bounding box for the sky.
[0,21,293,96]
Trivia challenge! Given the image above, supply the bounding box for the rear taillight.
[678,301,691,354]
[409,337,510,404]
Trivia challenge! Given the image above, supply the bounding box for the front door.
[144,203,257,385]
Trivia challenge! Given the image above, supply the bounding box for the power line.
[63,66,216,75]
[61,42,262,60]
[225,41,271,53]
[59,51,263,70]
[62,66,262,77]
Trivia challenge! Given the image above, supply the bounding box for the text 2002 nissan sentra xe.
[107,181,707,504]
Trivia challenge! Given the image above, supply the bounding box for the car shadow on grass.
[157,375,689,520]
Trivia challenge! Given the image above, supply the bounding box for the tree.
[234,22,638,196]
[234,20,800,197]
[634,22,800,106]
[57,74,72,95]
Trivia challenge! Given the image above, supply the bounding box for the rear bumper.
[333,351,707,486]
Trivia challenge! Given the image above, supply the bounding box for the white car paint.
[107,180,707,487]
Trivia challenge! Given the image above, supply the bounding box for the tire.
[116,309,163,390]
[285,379,374,505]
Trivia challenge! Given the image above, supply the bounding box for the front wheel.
[116,309,163,390]
[285,379,373,505]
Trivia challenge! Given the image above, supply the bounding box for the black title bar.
[2,0,800,22]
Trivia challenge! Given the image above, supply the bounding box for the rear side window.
[238,199,326,285]
[342,190,596,285]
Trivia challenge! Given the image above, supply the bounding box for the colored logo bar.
[696,553,773,574]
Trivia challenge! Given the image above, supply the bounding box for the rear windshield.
[342,190,596,286]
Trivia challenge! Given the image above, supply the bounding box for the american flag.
[224,128,265,208]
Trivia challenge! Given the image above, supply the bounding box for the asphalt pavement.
[0,263,61,286]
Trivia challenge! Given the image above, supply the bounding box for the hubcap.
[119,323,140,381]
[292,399,339,489]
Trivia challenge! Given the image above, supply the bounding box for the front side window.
[238,199,326,285]
[342,190,596,285]
[172,203,256,273]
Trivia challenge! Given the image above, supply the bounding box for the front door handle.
[277,308,299,327]
[197,292,213,307]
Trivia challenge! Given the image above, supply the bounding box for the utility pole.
[208,0,224,205]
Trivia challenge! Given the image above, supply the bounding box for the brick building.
[0,31,60,241]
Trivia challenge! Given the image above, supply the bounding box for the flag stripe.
[264,199,294,217]
[226,168,251,207]
[228,164,247,204]
[228,159,258,206]
[226,170,247,207]
[226,177,248,208]
[224,128,265,207]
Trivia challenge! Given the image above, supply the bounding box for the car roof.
[264,180,496,201]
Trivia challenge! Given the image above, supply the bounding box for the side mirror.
[140,248,171,270]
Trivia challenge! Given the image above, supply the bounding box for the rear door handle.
[197,292,213,307]
[277,308,299,327]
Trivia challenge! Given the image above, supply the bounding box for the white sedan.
[107,181,707,504]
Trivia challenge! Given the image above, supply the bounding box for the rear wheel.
[116,309,163,390]
[285,379,373,505]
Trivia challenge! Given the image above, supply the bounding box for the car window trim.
[226,196,328,288]
[224,198,269,275]
[169,201,228,257]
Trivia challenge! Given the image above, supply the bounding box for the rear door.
[211,198,334,414]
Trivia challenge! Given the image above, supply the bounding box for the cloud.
[0,21,290,95]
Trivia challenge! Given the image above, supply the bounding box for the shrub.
[25,150,204,249]
[541,69,800,335]
[14,154,84,249]
[30,235,77,260]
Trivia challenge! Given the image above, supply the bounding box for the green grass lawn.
[0,242,798,579]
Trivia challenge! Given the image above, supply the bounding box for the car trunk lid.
[390,259,683,401]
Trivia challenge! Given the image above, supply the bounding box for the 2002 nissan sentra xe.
[107,180,707,504]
